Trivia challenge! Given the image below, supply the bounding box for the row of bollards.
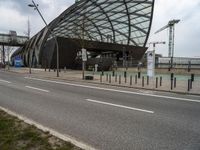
[101,73,181,90]
[101,74,164,88]
[100,72,195,93]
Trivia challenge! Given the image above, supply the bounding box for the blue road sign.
[14,56,22,67]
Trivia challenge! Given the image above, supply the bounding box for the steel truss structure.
[12,0,155,68]
[53,0,154,46]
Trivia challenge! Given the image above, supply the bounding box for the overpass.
[0,32,29,65]
[0,33,29,47]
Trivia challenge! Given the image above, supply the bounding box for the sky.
[0,0,200,57]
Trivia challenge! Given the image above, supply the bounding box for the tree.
[5,46,15,70]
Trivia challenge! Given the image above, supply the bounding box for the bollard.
[171,79,173,90]
[112,70,115,77]
[130,76,132,86]
[191,74,194,82]
[119,75,121,84]
[135,75,138,84]
[115,75,117,82]
[147,76,149,85]
[138,72,141,79]
[188,79,191,91]
[170,73,174,90]
[106,74,108,81]
[124,71,127,78]
[109,74,111,83]
[174,77,176,88]
[160,77,162,86]
[171,73,174,80]
[142,76,144,87]
[190,79,193,89]
[156,77,158,88]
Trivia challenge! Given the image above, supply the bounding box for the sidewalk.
[7,67,200,95]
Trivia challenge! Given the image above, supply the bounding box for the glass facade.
[52,0,154,47]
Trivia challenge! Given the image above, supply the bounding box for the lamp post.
[28,0,59,77]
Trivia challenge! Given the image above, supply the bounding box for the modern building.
[11,0,155,70]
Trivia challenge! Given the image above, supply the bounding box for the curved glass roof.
[52,0,155,47]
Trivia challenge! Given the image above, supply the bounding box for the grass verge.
[0,110,82,150]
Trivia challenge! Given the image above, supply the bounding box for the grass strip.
[0,110,82,150]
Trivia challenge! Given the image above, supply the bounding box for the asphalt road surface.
[0,70,200,150]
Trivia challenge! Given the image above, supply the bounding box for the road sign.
[14,56,22,67]
[82,48,87,61]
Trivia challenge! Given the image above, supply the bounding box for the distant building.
[158,57,200,69]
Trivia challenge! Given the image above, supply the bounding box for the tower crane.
[155,19,180,58]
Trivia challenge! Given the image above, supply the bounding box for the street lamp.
[28,0,59,77]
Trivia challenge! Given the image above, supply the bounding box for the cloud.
[0,5,27,34]
[0,0,199,57]
[148,0,200,57]
[0,0,72,35]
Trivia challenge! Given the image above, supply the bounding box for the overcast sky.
[0,0,200,57]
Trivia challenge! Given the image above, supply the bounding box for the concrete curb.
[0,106,97,150]
[4,69,200,96]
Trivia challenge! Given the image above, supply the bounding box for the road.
[0,70,200,150]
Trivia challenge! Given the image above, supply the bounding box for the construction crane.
[149,41,166,59]
[155,19,180,58]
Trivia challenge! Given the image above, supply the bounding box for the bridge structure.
[0,31,29,65]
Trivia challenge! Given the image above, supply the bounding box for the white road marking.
[0,106,96,150]
[0,79,11,84]
[25,77,200,103]
[86,99,154,114]
[25,86,49,93]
